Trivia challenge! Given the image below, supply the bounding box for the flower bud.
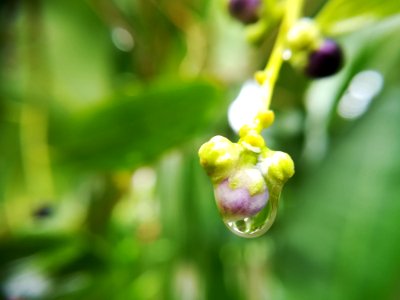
[286,18,322,52]
[198,136,241,183]
[306,39,343,78]
[198,134,294,237]
[228,0,261,24]
[214,168,269,221]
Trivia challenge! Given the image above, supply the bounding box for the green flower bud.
[286,18,322,52]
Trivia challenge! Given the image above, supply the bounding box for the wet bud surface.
[199,133,295,237]
[215,175,268,221]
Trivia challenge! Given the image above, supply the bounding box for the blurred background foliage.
[1,0,400,299]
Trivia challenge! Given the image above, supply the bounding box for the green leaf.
[43,0,113,102]
[49,80,223,170]
[316,0,400,35]
[277,88,400,300]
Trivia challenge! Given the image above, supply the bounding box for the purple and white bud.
[214,174,269,221]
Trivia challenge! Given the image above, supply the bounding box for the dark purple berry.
[306,39,343,78]
[33,204,53,219]
[228,0,261,24]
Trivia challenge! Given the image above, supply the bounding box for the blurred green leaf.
[0,235,75,267]
[49,80,223,170]
[3,1,400,300]
[316,0,400,35]
[43,0,113,102]
[274,16,400,300]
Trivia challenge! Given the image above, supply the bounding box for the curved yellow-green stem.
[252,0,304,131]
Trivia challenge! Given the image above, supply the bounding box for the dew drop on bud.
[198,134,294,238]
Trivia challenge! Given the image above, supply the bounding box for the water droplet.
[282,49,292,61]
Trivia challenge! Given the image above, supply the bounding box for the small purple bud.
[214,179,269,221]
[306,39,343,78]
[33,204,53,219]
[228,0,261,24]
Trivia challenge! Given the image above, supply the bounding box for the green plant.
[198,0,400,238]
[1,0,400,299]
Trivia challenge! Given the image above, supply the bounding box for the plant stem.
[21,0,55,201]
[257,0,304,110]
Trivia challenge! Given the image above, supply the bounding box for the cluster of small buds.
[285,18,344,78]
[200,0,348,236]
[228,3,344,78]
[198,131,294,222]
